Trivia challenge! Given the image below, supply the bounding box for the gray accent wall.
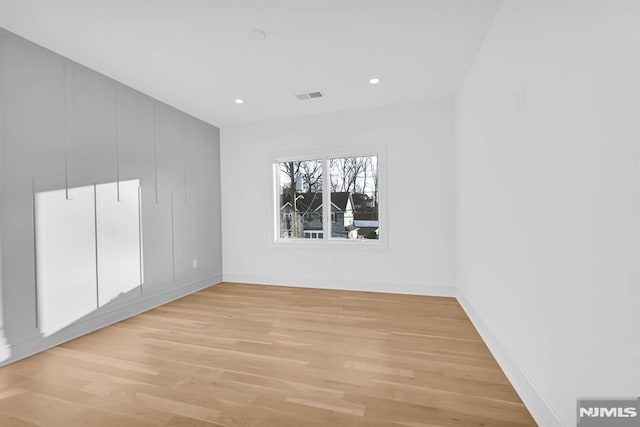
[0,28,222,364]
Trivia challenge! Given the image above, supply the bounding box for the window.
[278,159,323,239]
[276,154,379,242]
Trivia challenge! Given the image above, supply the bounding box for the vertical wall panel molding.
[196,189,201,277]
[170,190,176,285]
[92,183,99,309]
[138,185,144,294]
[64,62,73,199]
[31,177,39,329]
[0,32,4,333]
[0,31,9,363]
[115,85,121,201]
[0,32,6,338]
[0,32,5,200]
[68,63,78,190]
[153,103,159,204]
[182,114,188,205]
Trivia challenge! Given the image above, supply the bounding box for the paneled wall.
[0,28,222,364]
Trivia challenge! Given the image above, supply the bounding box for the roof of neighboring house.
[351,193,371,204]
[354,220,379,228]
[330,192,352,212]
[281,192,353,213]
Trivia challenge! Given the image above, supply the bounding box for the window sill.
[271,238,386,250]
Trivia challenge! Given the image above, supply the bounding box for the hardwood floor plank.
[136,392,224,424]
[285,396,366,416]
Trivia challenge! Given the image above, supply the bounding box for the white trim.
[1,274,222,367]
[272,145,386,246]
[223,273,455,297]
[322,156,331,238]
[272,162,280,242]
[0,328,9,363]
[271,238,384,250]
[272,144,382,163]
[455,290,564,427]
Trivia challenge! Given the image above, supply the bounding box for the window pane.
[329,156,379,240]
[278,160,323,239]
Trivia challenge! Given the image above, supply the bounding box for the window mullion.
[274,163,281,241]
[322,157,330,240]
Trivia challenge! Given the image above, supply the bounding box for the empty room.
[0,1,638,426]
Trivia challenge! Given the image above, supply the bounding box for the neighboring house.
[354,220,379,238]
[352,193,375,210]
[280,192,356,239]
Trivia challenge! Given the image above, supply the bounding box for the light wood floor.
[0,283,536,426]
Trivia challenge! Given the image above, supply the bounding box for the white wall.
[455,1,639,425]
[221,100,456,295]
[638,0,640,397]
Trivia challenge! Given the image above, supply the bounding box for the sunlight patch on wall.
[35,180,142,337]
[96,180,142,306]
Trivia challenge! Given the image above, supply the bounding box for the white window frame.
[272,144,386,247]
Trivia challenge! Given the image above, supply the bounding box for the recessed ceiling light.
[369,78,381,85]
[234,98,245,104]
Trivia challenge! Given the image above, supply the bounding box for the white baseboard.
[223,273,456,297]
[455,291,564,426]
[2,274,222,367]
[0,328,10,362]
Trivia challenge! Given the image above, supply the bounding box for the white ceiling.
[0,0,501,127]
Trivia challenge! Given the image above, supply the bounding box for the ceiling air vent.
[296,91,324,101]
